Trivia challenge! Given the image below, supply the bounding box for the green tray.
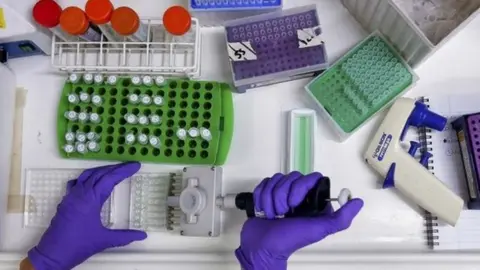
[306,32,416,135]
[58,77,234,165]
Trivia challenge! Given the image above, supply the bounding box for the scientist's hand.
[28,162,147,270]
[235,172,364,270]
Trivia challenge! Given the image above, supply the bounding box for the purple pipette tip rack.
[465,114,480,183]
[452,113,480,209]
[225,6,328,91]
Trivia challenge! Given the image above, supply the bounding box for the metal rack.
[51,18,202,78]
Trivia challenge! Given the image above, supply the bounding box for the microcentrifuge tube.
[83,73,94,84]
[87,141,100,152]
[91,95,103,106]
[64,111,78,121]
[78,112,89,123]
[137,133,148,145]
[138,115,149,125]
[67,93,80,104]
[75,142,88,154]
[63,144,75,154]
[87,131,100,141]
[200,128,212,141]
[129,94,140,105]
[149,114,161,125]
[176,128,187,140]
[65,132,76,143]
[69,74,80,84]
[94,74,104,85]
[155,76,166,86]
[149,136,161,148]
[140,94,152,105]
[125,133,136,145]
[131,76,142,86]
[107,75,117,85]
[153,96,163,106]
[89,113,101,124]
[142,76,153,86]
[188,128,200,138]
[76,132,87,143]
[79,92,91,103]
[124,113,138,124]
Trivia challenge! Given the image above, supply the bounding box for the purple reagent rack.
[453,113,480,210]
[224,5,328,92]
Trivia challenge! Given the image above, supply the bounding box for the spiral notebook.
[418,94,480,250]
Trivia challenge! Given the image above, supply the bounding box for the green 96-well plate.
[306,32,417,135]
[57,77,234,165]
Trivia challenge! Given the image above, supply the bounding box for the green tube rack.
[57,77,234,165]
[305,32,418,140]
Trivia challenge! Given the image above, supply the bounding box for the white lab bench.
[1,0,480,269]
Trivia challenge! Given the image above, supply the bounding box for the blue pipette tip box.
[190,0,282,10]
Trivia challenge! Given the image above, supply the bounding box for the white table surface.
[1,0,480,269]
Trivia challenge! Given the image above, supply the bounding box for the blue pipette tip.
[408,141,420,156]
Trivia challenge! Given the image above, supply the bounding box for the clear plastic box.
[224,5,329,93]
[341,0,480,68]
[189,0,282,26]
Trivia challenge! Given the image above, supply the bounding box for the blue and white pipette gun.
[365,98,463,226]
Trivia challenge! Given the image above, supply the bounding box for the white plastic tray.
[2,0,480,269]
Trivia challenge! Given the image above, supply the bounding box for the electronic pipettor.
[0,1,51,59]
[166,167,351,237]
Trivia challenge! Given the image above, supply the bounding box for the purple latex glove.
[235,172,364,270]
[28,162,147,270]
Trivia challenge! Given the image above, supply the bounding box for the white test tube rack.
[51,18,202,78]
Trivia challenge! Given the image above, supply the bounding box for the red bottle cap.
[32,0,62,28]
[163,6,192,36]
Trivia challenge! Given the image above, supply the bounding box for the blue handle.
[409,102,447,131]
[400,102,447,141]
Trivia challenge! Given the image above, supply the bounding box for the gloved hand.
[235,172,364,270]
[28,162,147,270]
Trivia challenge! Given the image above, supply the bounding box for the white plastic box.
[341,0,480,68]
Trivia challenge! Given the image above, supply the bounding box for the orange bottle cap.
[60,7,89,35]
[163,6,191,36]
[85,0,114,25]
[111,7,139,36]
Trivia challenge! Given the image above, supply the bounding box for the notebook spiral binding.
[418,97,440,247]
